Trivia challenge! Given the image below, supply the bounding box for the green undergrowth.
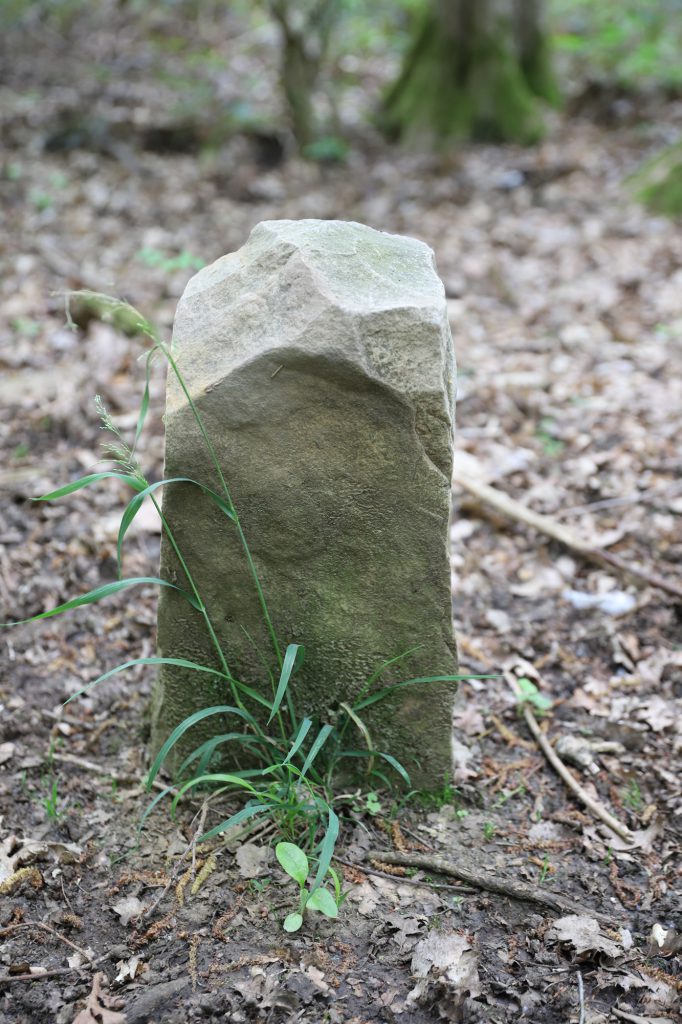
[3,291,482,929]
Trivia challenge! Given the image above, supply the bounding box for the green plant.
[275,841,344,932]
[492,783,526,810]
[249,877,271,894]
[622,779,644,813]
[41,777,63,821]
[515,678,553,716]
[302,136,349,163]
[552,0,682,89]
[136,248,206,273]
[29,190,53,212]
[535,418,564,457]
[364,791,382,816]
[2,291,478,913]
[412,770,458,809]
[538,855,551,884]
[482,821,496,841]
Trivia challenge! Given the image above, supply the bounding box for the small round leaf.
[275,842,309,887]
[283,912,303,933]
[306,887,338,918]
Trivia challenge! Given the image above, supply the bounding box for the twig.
[51,752,174,795]
[454,471,682,599]
[0,921,93,963]
[559,482,682,518]
[365,850,620,927]
[333,854,475,893]
[577,969,585,1024]
[0,954,111,986]
[507,685,634,844]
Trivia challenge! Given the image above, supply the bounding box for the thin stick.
[559,483,681,518]
[577,969,585,1024]
[51,752,175,795]
[365,851,620,927]
[517,703,633,844]
[0,953,111,986]
[454,471,682,599]
[0,921,93,963]
[333,854,475,893]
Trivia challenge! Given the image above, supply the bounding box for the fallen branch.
[366,850,620,927]
[454,472,682,599]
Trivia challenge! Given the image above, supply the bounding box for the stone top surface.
[183,219,444,314]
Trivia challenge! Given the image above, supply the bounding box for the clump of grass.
[3,291,480,928]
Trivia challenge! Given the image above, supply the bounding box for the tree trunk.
[383,0,559,145]
[268,0,339,149]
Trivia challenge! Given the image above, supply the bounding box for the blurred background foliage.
[2,0,682,210]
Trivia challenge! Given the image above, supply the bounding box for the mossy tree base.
[383,0,559,146]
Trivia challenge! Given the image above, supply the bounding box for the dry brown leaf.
[407,931,481,1007]
[550,915,623,957]
[235,842,269,879]
[111,895,145,926]
[72,972,126,1024]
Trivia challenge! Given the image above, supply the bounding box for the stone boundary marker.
[152,219,457,788]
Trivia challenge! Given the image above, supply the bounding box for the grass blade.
[133,346,158,450]
[199,801,272,842]
[336,749,411,787]
[311,806,339,892]
[338,702,372,751]
[117,476,235,576]
[300,723,334,780]
[64,656,233,704]
[282,717,312,764]
[34,472,145,501]
[354,674,491,712]
[268,643,304,724]
[176,733,263,780]
[364,644,423,690]
[171,772,258,814]
[138,785,174,833]
[2,577,200,627]
[146,705,257,789]
[231,678,274,712]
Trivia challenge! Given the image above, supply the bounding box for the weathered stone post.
[151,220,457,788]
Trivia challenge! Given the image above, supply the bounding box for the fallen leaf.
[407,930,481,1007]
[550,915,623,957]
[0,742,16,765]
[115,955,142,983]
[111,896,145,926]
[635,696,677,732]
[647,924,682,956]
[235,842,270,879]
[72,972,126,1024]
[614,1012,676,1024]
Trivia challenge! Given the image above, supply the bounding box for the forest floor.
[1,7,681,1024]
